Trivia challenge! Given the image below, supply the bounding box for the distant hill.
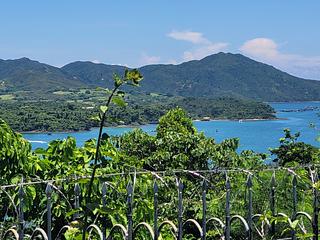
[61,61,125,86]
[2,53,320,101]
[62,53,320,101]
[0,58,84,91]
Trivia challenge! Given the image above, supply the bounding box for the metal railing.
[0,167,318,240]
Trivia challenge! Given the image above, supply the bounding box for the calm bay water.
[23,102,320,154]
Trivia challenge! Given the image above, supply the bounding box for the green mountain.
[61,61,126,86]
[62,53,320,101]
[2,53,320,101]
[0,57,84,91]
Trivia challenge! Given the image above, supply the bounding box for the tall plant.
[83,69,143,238]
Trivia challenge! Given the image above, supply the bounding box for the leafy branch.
[82,69,143,239]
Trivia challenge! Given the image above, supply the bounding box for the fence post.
[225,175,231,240]
[247,175,253,240]
[270,172,276,236]
[18,184,25,240]
[74,183,81,220]
[292,175,297,240]
[153,180,159,240]
[127,182,133,240]
[178,180,183,240]
[46,183,53,240]
[102,182,107,240]
[312,170,319,240]
[202,180,207,240]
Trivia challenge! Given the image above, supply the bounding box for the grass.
[53,91,73,95]
[0,94,15,100]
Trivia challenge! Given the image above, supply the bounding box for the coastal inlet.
[23,102,320,154]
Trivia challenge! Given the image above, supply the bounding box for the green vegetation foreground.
[0,107,320,239]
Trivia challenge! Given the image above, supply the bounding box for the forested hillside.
[0,91,275,132]
[0,58,84,91]
[2,53,320,101]
[63,53,320,101]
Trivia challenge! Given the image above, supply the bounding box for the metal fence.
[0,168,319,240]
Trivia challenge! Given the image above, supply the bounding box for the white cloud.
[140,53,161,66]
[183,42,228,61]
[167,59,178,65]
[167,30,210,44]
[91,59,100,64]
[240,38,320,79]
[240,38,278,59]
[167,30,228,62]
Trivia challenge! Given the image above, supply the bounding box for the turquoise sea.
[23,102,320,154]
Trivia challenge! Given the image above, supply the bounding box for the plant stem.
[82,86,119,240]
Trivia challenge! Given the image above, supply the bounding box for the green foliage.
[0,92,275,132]
[0,119,31,182]
[119,108,215,171]
[171,96,276,120]
[119,108,267,171]
[64,226,82,240]
[0,101,95,132]
[119,129,156,168]
[157,108,196,137]
[212,138,265,169]
[271,128,320,166]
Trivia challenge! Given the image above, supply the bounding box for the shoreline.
[203,117,286,122]
[267,100,320,104]
[20,124,141,134]
[15,99,320,135]
[21,117,283,134]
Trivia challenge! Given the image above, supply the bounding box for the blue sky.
[1,1,320,79]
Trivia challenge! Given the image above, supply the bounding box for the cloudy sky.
[1,1,320,79]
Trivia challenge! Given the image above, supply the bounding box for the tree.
[119,108,216,171]
[0,119,31,182]
[271,128,319,166]
[119,107,267,171]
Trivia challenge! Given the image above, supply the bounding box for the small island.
[0,89,276,132]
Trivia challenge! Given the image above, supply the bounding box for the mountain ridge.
[1,53,320,101]
[0,57,84,91]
